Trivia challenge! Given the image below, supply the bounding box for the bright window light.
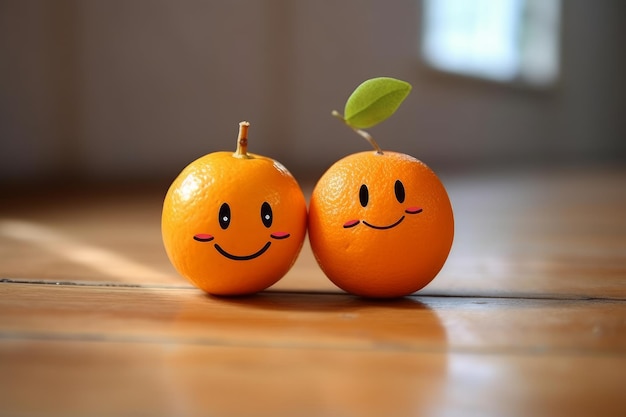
[421,0,561,87]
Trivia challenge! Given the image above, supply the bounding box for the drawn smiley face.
[193,200,291,261]
[162,151,307,296]
[308,150,454,298]
[342,180,423,230]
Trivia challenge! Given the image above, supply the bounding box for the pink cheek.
[193,234,214,242]
[270,232,291,240]
[405,207,423,214]
[343,219,360,229]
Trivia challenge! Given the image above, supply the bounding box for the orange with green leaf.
[308,77,454,298]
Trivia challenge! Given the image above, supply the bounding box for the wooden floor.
[1,166,625,417]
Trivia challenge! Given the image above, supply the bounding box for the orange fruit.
[308,150,454,298]
[162,122,307,296]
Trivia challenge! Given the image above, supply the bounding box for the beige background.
[1,0,624,185]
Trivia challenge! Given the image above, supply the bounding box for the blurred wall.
[1,0,625,185]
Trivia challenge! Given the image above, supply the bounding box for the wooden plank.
[423,168,626,299]
[0,188,184,286]
[1,169,625,417]
[1,283,625,354]
[1,339,624,417]
[2,168,625,298]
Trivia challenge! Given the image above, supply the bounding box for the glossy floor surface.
[1,166,625,417]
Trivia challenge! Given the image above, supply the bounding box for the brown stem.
[234,121,251,158]
[331,111,383,155]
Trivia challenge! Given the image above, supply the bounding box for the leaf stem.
[234,121,252,158]
[332,110,383,155]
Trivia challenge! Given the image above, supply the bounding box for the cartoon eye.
[359,184,369,207]
[219,203,231,229]
[394,180,405,203]
[261,202,273,228]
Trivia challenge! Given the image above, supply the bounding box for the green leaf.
[344,77,412,129]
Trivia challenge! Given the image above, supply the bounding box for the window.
[421,0,561,87]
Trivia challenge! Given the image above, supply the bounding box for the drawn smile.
[214,242,272,261]
[343,207,423,230]
[193,232,290,261]
[363,216,405,230]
